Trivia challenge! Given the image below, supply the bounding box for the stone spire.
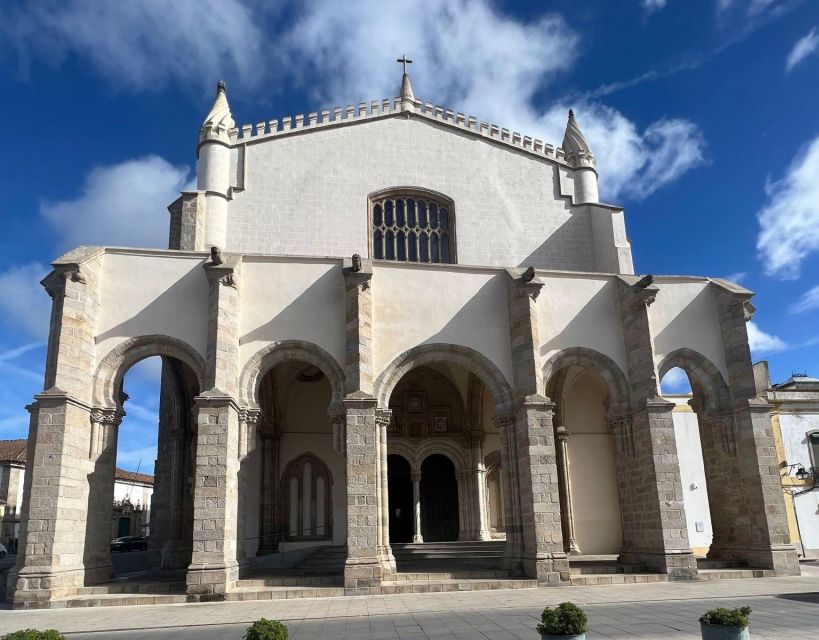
[200,80,235,142]
[397,55,416,112]
[562,108,595,169]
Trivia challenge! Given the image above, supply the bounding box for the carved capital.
[493,414,515,433]
[330,412,347,456]
[555,425,569,442]
[374,408,393,429]
[90,408,124,427]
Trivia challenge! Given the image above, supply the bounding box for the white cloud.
[115,445,157,473]
[724,271,748,283]
[642,0,668,14]
[747,321,788,355]
[286,0,705,202]
[2,0,266,92]
[757,135,819,279]
[786,27,819,73]
[41,155,192,251]
[791,284,819,314]
[661,367,692,394]
[0,262,51,339]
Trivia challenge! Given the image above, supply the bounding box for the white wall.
[97,252,209,362]
[538,275,627,374]
[113,480,153,514]
[238,259,346,374]
[651,280,727,380]
[669,398,713,553]
[779,411,819,555]
[372,264,513,386]
[227,117,599,271]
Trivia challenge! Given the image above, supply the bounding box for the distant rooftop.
[772,373,819,390]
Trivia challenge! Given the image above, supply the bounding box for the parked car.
[110,536,148,552]
[0,543,7,559]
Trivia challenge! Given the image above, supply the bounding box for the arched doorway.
[421,454,459,541]
[387,455,413,543]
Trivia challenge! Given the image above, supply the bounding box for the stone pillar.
[411,471,423,543]
[186,253,242,598]
[473,442,490,541]
[555,426,581,554]
[376,410,396,569]
[12,251,103,608]
[342,256,392,590]
[710,281,799,574]
[495,415,521,570]
[503,269,567,585]
[257,426,280,554]
[615,276,696,577]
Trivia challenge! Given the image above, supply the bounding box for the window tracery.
[370,190,455,264]
[280,453,333,540]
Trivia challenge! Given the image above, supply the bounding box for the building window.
[370,189,456,264]
[809,432,819,471]
[280,453,333,540]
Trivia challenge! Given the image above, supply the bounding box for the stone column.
[12,250,104,608]
[503,269,567,585]
[495,415,521,571]
[342,256,393,590]
[473,441,490,541]
[614,276,696,577]
[555,426,581,554]
[257,426,280,554]
[710,281,799,574]
[186,253,243,599]
[411,471,423,543]
[375,410,395,569]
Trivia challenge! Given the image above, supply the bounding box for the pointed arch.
[658,348,731,412]
[374,343,513,414]
[239,340,345,411]
[542,347,630,416]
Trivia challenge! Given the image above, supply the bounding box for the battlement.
[231,96,572,167]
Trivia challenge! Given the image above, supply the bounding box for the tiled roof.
[0,439,27,464]
[115,467,154,485]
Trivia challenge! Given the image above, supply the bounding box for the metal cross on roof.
[397,55,413,74]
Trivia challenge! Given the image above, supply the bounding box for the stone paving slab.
[0,571,817,639]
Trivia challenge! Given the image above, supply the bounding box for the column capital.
[374,408,393,429]
[203,252,241,289]
[493,414,515,432]
[505,268,544,300]
[89,407,124,428]
[555,425,569,441]
[343,255,373,290]
[410,470,422,482]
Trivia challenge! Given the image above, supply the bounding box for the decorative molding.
[607,414,635,458]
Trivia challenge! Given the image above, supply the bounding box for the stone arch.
[658,348,731,412]
[239,340,345,411]
[375,343,513,414]
[388,438,471,474]
[93,335,207,409]
[542,347,630,416]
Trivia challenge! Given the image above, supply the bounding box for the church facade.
[8,72,799,608]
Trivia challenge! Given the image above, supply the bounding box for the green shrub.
[3,631,65,640]
[699,606,752,628]
[243,618,288,640]
[536,602,588,636]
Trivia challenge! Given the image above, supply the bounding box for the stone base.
[344,557,385,593]
[84,562,114,586]
[619,549,698,579]
[708,544,800,575]
[12,566,86,609]
[522,552,570,586]
[186,562,239,600]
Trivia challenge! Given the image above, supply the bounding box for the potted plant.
[3,632,65,640]
[536,602,588,639]
[699,606,752,640]
[244,618,288,640]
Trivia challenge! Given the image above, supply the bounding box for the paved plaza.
[1,566,818,639]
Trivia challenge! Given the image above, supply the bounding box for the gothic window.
[370,190,456,264]
[280,453,333,540]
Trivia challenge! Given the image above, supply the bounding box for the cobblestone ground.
[1,568,818,639]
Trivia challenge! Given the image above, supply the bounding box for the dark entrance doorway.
[388,454,413,543]
[420,454,459,541]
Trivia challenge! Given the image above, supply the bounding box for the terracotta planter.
[539,634,586,640]
[700,622,750,639]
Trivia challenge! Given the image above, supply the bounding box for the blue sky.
[1,0,818,473]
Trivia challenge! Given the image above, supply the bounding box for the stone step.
[236,575,343,588]
[74,581,187,596]
[49,593,189,608]
[696,559,750,570]
[569,564,644,575]
[225,586,345,601]
[696,569,775,581]
[393,570,511,581]
[569,573,669,586]
[379,578,537,594]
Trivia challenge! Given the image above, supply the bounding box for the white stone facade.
[7,79,798,608]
